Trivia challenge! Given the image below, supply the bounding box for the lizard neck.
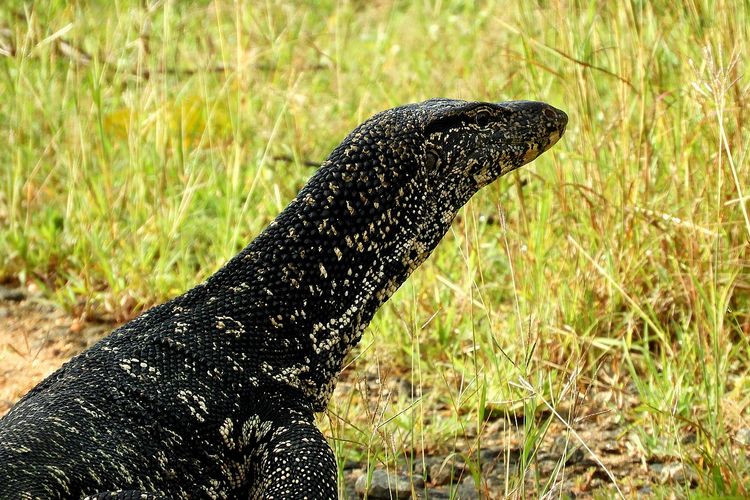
[204,153,452,410]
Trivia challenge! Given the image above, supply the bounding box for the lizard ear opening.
[425,151,440,171]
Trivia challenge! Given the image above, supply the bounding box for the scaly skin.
[0,99,567,499]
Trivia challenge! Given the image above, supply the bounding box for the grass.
[1,0,749,497]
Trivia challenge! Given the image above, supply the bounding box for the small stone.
[456,476,480,500]
[429,457,466,486]
[398,378,416,397]
[413,456,442,478]
[478,447,504,462]
[0,287,26,302]
[478,447,510,474]
[736,428,750,446]
[342,459,360,470]
[552,436,584,464]
[652,462,694,485]
[648,462,663,474]
[355,469,414,499]
[418,486,450,499]
[70,320,85,334]
[538,459,556,476]
[566,446,585,464]
[681,433,697,445]
[600,439,620,453]
[638,485,653,495]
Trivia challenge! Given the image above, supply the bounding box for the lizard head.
[418,98,567,209]
[324,98,566,221]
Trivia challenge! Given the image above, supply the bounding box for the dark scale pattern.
[0,99,566,499]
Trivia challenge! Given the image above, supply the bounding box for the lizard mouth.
[522,144,544,164]
[541,105,567,153]
[520,112,567,163]
[520,132,562,164]
[546,130,563,150]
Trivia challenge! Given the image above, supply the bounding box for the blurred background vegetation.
[1,0,748,496]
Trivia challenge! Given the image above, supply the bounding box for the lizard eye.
[475,110,491,128]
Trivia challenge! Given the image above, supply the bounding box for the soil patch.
[0,287,110,414]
